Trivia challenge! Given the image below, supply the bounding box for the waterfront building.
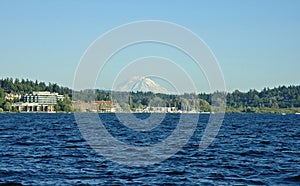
[72,101,112,112]
[91,101,112,112]
[12,91,64,112]
[148,106,177,113]
[5,93,22,101]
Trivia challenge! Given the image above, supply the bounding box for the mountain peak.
[116,77,170,94]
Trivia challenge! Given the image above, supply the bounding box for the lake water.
[0,113,299,185]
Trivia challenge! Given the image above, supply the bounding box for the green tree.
[3,102,11,111]
[129,95,133,110]
[199,99,211,112]
[55,96,73,112]
[0,87,5,108]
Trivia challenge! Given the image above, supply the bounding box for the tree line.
[0,78,72,97]
[1,77,300,113]
[225,86,300,113]
[71,85,300,113]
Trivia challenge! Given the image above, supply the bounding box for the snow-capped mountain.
[116,77,170,94]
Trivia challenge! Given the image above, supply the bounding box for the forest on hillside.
[1,78,300,113]
[0,78,72,112]
[0,78,72,97]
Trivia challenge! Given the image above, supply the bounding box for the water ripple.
[0,113,299,185]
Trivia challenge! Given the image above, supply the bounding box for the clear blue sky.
[0,0,299,92]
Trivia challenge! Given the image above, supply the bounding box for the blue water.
[0,113,299,185]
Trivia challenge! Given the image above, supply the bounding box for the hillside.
[1,78,300,113]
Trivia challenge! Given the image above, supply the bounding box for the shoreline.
[1,111,300,114]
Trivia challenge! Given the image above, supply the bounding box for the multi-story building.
[5,93,21,101]
[72,100,112,112]
[12,91,64,112]
[72,101,96,112]
[92,101,112,112]
[23,91,60,104]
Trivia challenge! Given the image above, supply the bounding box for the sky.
[0,0,299,92]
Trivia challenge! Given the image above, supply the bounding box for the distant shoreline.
[1,110,300,115]
[1,78,300,115]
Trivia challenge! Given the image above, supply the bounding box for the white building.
[5,93,21,100]
[12,91,64,112]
